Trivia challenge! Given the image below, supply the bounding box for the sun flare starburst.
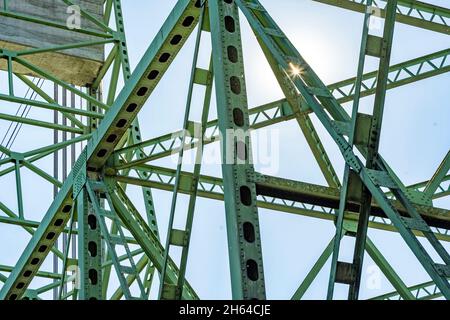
[289,62,303,78]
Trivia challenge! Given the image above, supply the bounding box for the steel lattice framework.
[0,0,449,300]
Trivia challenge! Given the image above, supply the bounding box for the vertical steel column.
[209,0,266,300]
[327,0,374,299]
[77,186,102,300]
[87,86,99,133]
[328,0,398,300]
[348,0,398,300]
[77,84,103,300]
[101,0,160,298]
[236,0,450,299]
[70,89,77,264]
[159,5,213,299]
[52,84,59,300]
[14,157,24,219]
[62,87,68,296]
[350,0,398,299]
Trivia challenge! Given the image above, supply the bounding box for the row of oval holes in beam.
[95,7,203,159]
[221,2,263,287]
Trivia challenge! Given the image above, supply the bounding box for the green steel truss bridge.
[0,0,448,300]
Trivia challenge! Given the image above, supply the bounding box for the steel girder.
[209,0,266,299]
[328,0,398,300]
[0,0,203,300]
[111,47,450,172]
[371,280,445,300]
[313,0,450,35]
[235,0,450,298]
[0,0,448,300]
[113,166,450,240]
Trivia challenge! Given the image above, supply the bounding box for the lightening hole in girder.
[137,87,148,96]
[148,70,159,80]
[246,259,259,281]
[182,16,195,27]
[159,53,171,63]
[97,149,107,157]
[126,103,138,112]
[230,76,241,94]
[227,45,238,63]
[89,269,98,285]
[243,222,255,243]
[116,119,127,128]
[170,35,182,45]
[240,186,252,206]
[106,134,117,143]
[233,108,244,127]
[225,16,235,33]
[88,215,97,230]
[88,241,98,257]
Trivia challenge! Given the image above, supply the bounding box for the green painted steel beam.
[12,57,109,111]
[0,91,102,122]
[16,39,115,57]
[329,48,450,104]
[424,151,450,199]
[100,0,137,298]
[92,44,119,90]
[76,187,102,300]
[365,237,415,300]
[21,159,62,187]
[112,99,294,169]
[33,274,77,296]
[104,0,114,25]
[60,0,114,34]
[159,7,213,300]
[0,135,91,178]
[0,112,83,134]
[370,280,445,300]
[291,233,415,300]
[387,175,450,200]
[2,166,448,243]
[313,0,450,35]
[291,235,337,300]
[0,215,140,246]
[113,48,450,170]
[112,165,450,240]
[1,266,62,281]
[0,9,113,38]
[85,0,202,170]
[0,0,448,301]
[329,0,398,300]
[110,256,148,300]
[0,0,203,300]
[209,0,266,299]
[236,0,450,298]
[15,74,86,129]
[254,173,450,230]
[101,0,162,300]
[296,115,341,188]
[0,173,74,300]
[85,180,146,300]
[109,183,198,300]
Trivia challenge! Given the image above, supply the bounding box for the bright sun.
[289,62,303,78]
